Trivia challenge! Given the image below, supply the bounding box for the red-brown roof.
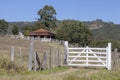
[29,29,55,36]
[33,29,49,33]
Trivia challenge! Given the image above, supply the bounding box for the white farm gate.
[64,41,111,70]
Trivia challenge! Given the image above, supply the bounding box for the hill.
[91,25,120,40]
[83,19,105,30]
[8,21,35,27]
[83,19,120,41]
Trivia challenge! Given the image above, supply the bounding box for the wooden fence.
[10,40,64,71]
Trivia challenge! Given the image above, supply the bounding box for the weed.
[0,56,25,75]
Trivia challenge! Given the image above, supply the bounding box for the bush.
[90,40,120,52]
[0,57,25,74]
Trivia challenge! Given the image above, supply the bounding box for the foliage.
[21,25,39,36]
[90,40,120,52]
[34,21,47,30]
[37,5,57,29]
[21,26,31,36]
[0,19,9,35]
[56,20,93,46]
[0,56,25,75]
[12,25,19,35]
[23,30,30,36]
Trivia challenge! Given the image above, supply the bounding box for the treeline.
[90,40,120,51]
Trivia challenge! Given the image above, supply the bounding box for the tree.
[34,21,46,30]
[12,25,19,35]
[24,30,30,36]
[56,20,93,46]
[0,19,9,35]
[22,26,32,36]
[37,5,57,29]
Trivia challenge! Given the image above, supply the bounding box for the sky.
[0,0,120,24]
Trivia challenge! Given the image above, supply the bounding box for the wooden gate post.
[107,43,111,70]
[64,41,68,64]
[19,47,22,66]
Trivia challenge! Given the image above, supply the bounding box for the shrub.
[0,56,25,74]
[90,40,120,52]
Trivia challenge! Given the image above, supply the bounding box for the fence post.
[19,47,22,66]
[57,46,60,67]
[64,41,68,64]
[35,52,41,70]
[49,47,52,70]
[34,52,37,72]
[11,46,14,62]
[43,52,47,70]
[49,46,52,72]
[28,40,34,71]
[107,43,111,70]
[55,50,57,67]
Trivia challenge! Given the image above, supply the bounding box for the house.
[29,29,55,42]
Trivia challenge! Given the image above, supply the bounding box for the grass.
[1,55,120,80]
[63,69,120,80]
[0,36,65,70]
[0,36,120,80]
[21,66,69,75]
[0,36,66,80]
[0,54,69,80]
[91,69,120,80]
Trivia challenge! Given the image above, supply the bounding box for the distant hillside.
[83,19,116,30]
[83,19,120,41]
[8,21,35,27]
[91,25,120,40]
